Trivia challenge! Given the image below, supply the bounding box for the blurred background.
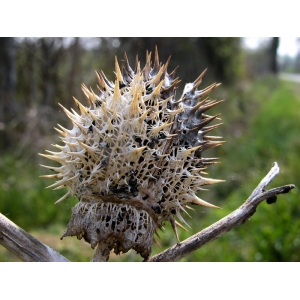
[0,37,299,262]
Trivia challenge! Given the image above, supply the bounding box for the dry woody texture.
[40,48,225,261]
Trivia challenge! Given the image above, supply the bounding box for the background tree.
[269,37,279,74]
[0,37,16,151]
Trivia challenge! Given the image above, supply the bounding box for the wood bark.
[0,162,294,262]
[0,213,69,262]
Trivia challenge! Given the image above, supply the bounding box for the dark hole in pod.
[134,136,142,147]
[167,101,171,110]
[173,147,178,157]
[174,183,180,192]
[184,161,190,168]
[151,204,162,214]
[171,208,176,214]
[148,141,155,149]
[158,131,167,140]
[152,151,159,161]
[129,178,137,186]
[181,174,188,180]
[117,213,124,222]
[145,85,153,95]
[130,186,138,193]
[153,137,159,144]
[142,195,149,200]
[119,81,126,89]
[88,125,93,133]
[95,100,102,107]
[111,221,116,231]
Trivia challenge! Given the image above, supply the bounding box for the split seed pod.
[40,48,224,261]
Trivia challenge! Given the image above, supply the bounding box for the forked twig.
[147,162,294,261]
[0,163,294,262]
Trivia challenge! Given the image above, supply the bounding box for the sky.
[243,37,299,57]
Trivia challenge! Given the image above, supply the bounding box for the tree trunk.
[0,37,16,150]
[270,37,279,74]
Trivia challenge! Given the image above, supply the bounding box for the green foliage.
[0,38,299,261]
[0,155,77,230]
[1,77,299,262]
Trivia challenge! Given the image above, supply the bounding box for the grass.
[1,76,299,262]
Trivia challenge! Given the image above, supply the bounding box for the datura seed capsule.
[40,47,224,261]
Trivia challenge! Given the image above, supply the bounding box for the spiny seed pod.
[40,47,225,261]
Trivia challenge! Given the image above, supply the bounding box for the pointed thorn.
[54,191,71,204]
[115,56,123,82]
[192,68,208,90]
[175,220,188,231]
[153,45,160,73]
[170,217,181,243]
[192,196,221,209]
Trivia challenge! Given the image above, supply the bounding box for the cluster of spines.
[40,47,224,247]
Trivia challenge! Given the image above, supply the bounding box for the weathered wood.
[147,162,294,262]
[0,213,69,262]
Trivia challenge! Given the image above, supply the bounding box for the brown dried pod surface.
[40,48,224,261]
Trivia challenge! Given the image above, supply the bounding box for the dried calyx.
[40,47,224,261]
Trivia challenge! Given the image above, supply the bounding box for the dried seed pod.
[40,47,224,261]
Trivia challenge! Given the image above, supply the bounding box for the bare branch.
[0,213,69,262]
[147,162,295,262]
